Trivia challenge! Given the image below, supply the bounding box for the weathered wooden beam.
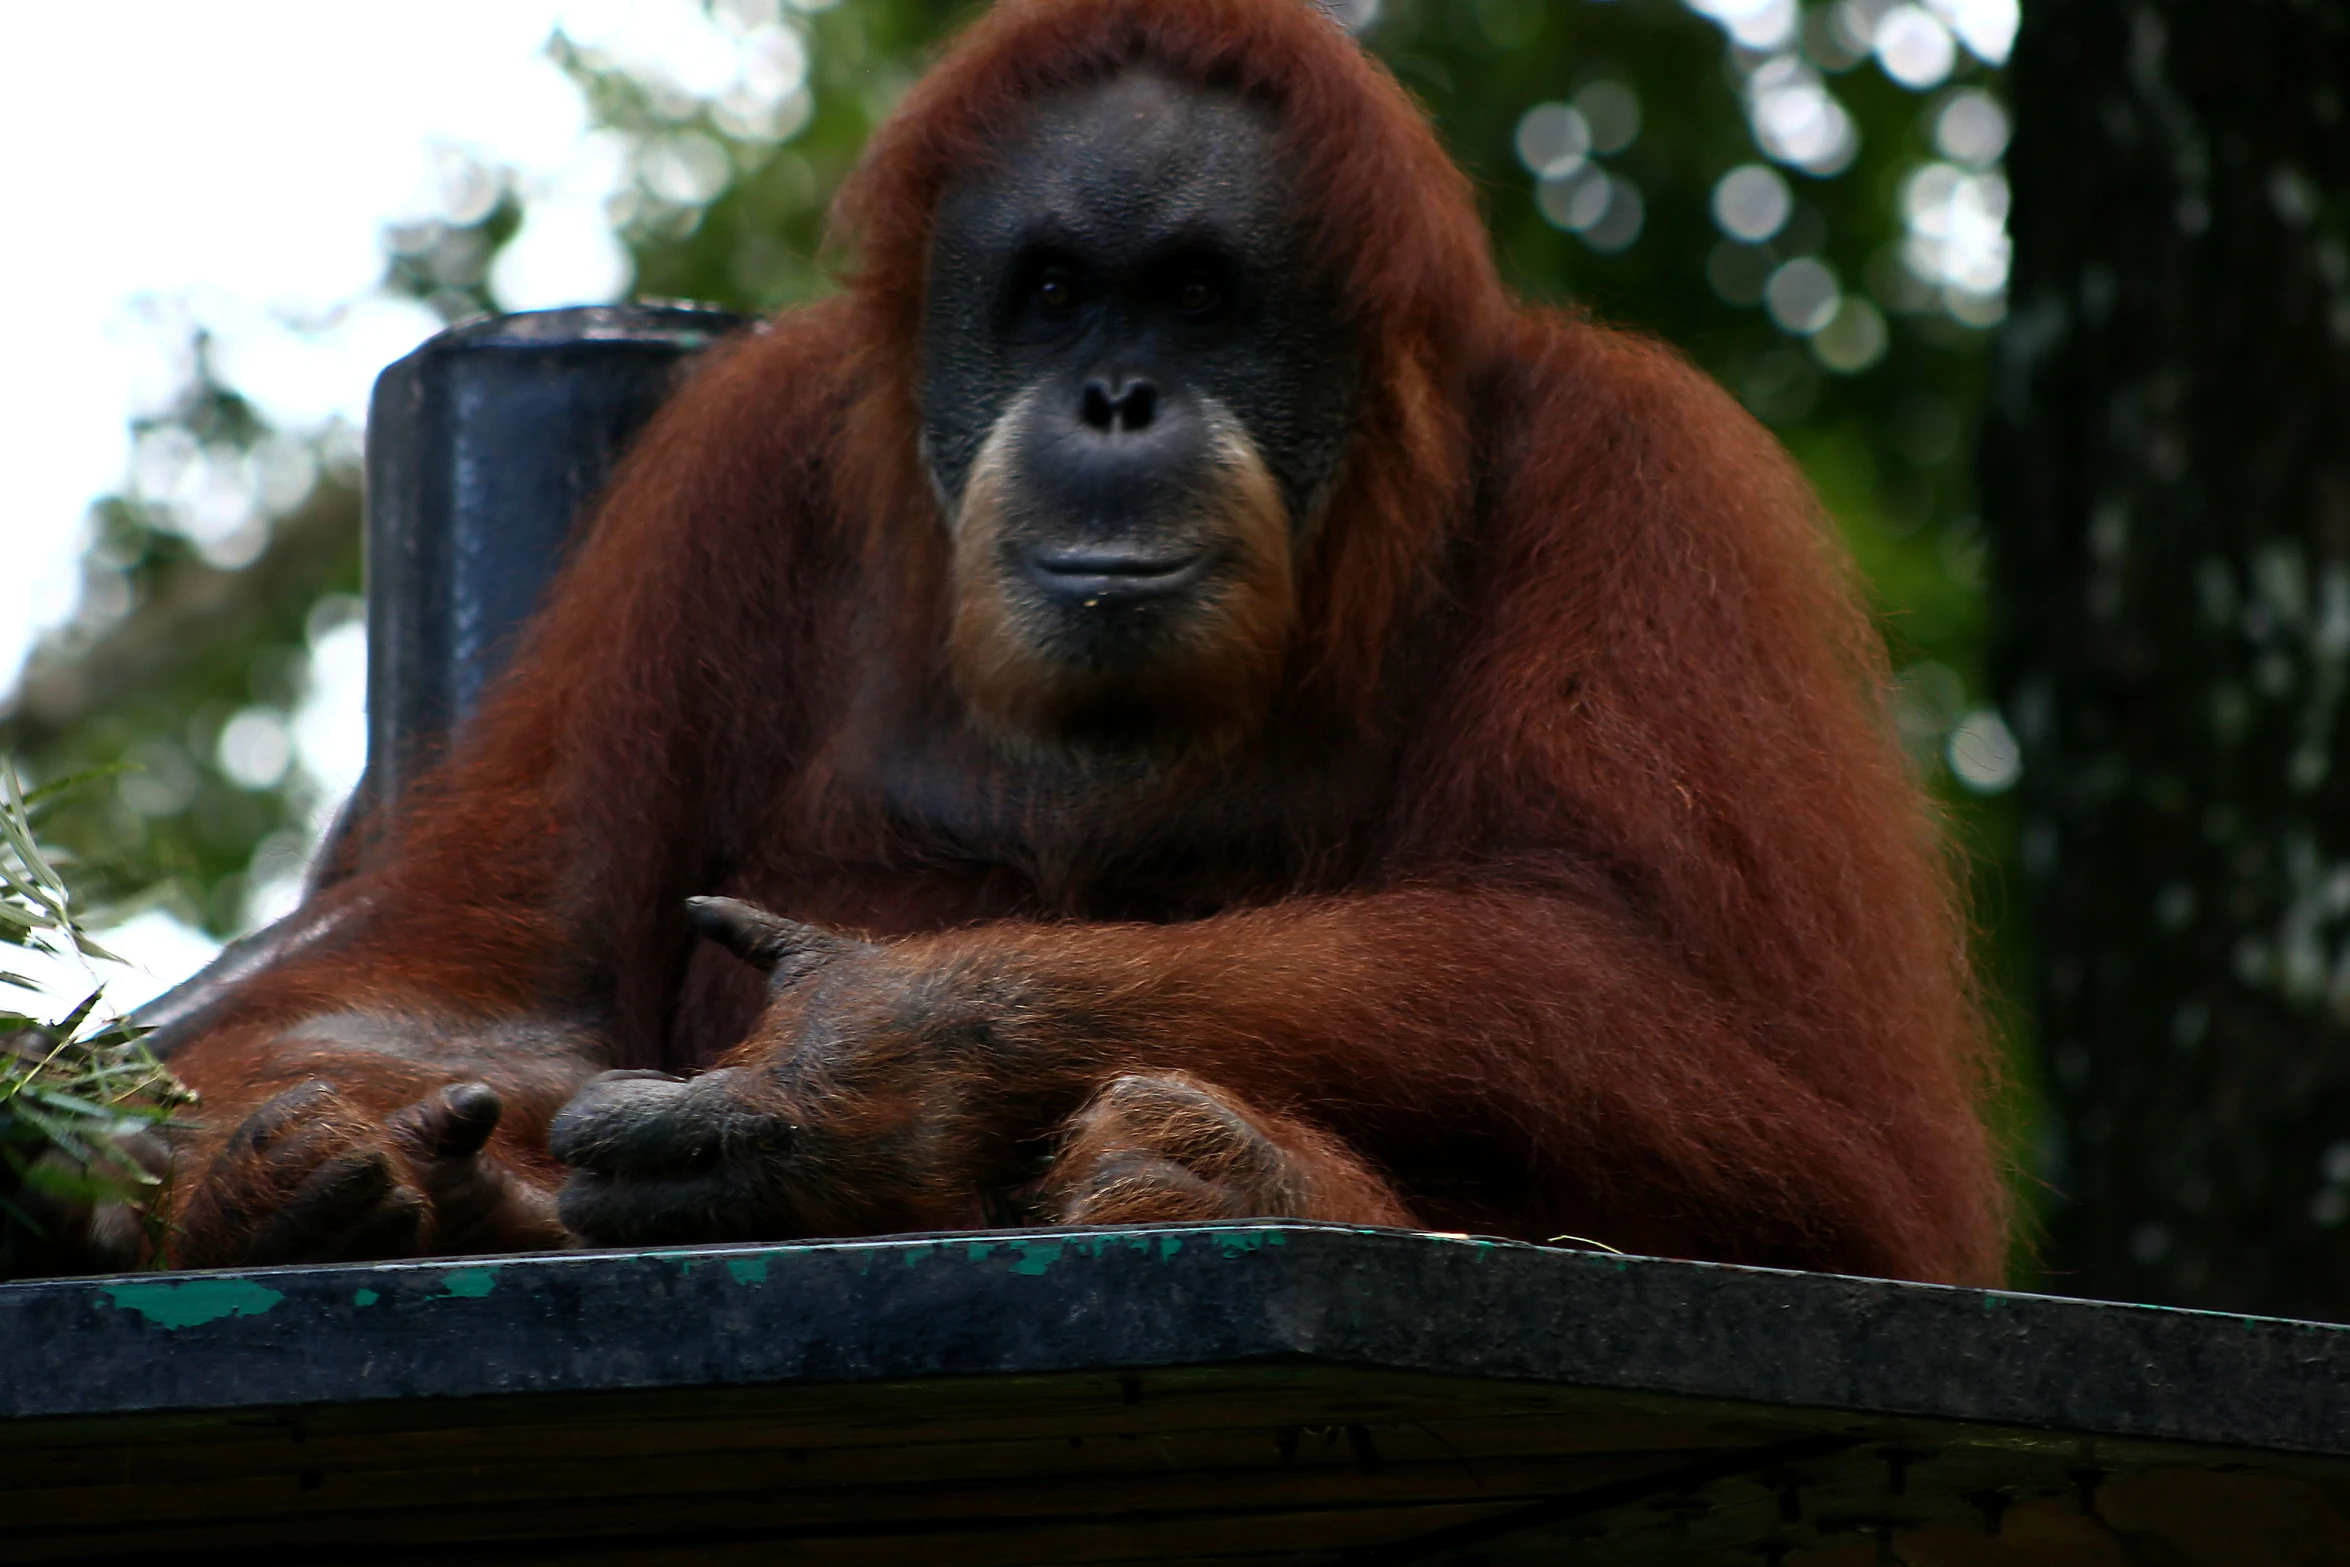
[4,1225,2346,1561]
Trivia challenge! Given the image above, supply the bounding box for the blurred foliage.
[0,0,2038,1250]
[1,334,364,941]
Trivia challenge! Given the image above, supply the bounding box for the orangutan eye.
[1034,270,1079,311]
[1174,274,1224,314]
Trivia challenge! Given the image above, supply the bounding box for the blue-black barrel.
[361,303,745,808]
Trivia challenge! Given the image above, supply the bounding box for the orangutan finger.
[390,1081,504,1161]
[550,1068,794,1178]
[242,1149,408,1265]
[684,897,867,989]
[547,1070,699,1174]
[328,1184,434,1262]
[223,1080,340,1163]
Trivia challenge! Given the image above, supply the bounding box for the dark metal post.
[361,304,745,808]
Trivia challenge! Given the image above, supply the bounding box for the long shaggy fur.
[160,0,2005,1285]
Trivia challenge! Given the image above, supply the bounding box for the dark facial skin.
[921,71,1356,622]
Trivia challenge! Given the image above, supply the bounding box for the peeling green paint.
[1158,1234,1183,1260]
[1210,1229,1286,1257]
[104,1278,284,1330]
[727,1257,770,1286]
[439,1269,499,1299]
[354,1289,380,1308]
[1009,1239,1063,1276]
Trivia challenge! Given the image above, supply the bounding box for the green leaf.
[11,1102,96,1165]
[21,763,131,810]
[50,989,105,1044]
[65,931,129,967]
[0,778,71,910]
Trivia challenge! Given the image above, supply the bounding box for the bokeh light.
[1766,257,1843,335]
[1925,0,2019,64]
[1536,168,1645,253]
[1948,709,2023,793]
[1685,0,1801,52]
[1515,102,1593,181]
[1874,5,1957,90]
[1747,55,1861,177]
[1537,167,1610,232]
[217,709,295,792]
[1901,161,2012,314]
[1517,83,1649,255]
[117,742,201,820]
[1668,0,2015,348]
[1934,88,2010,168]
[1583,179,1646,253]
[1811,297,1890,373]
[1573,81,1642,155]
[1713,165,1794,244]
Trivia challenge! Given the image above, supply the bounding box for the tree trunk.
[1984,0,2350,1315]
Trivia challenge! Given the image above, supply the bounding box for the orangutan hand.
[173,1079,567,1268]
[549,898,1007,1246]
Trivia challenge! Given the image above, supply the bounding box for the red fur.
[163,0,2003,1284]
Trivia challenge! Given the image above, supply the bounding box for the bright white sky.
[1,1,748,1010]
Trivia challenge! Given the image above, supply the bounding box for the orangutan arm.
[549,886,2000,1285]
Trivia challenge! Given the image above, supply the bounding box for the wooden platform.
[5,1224,2348,1563]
